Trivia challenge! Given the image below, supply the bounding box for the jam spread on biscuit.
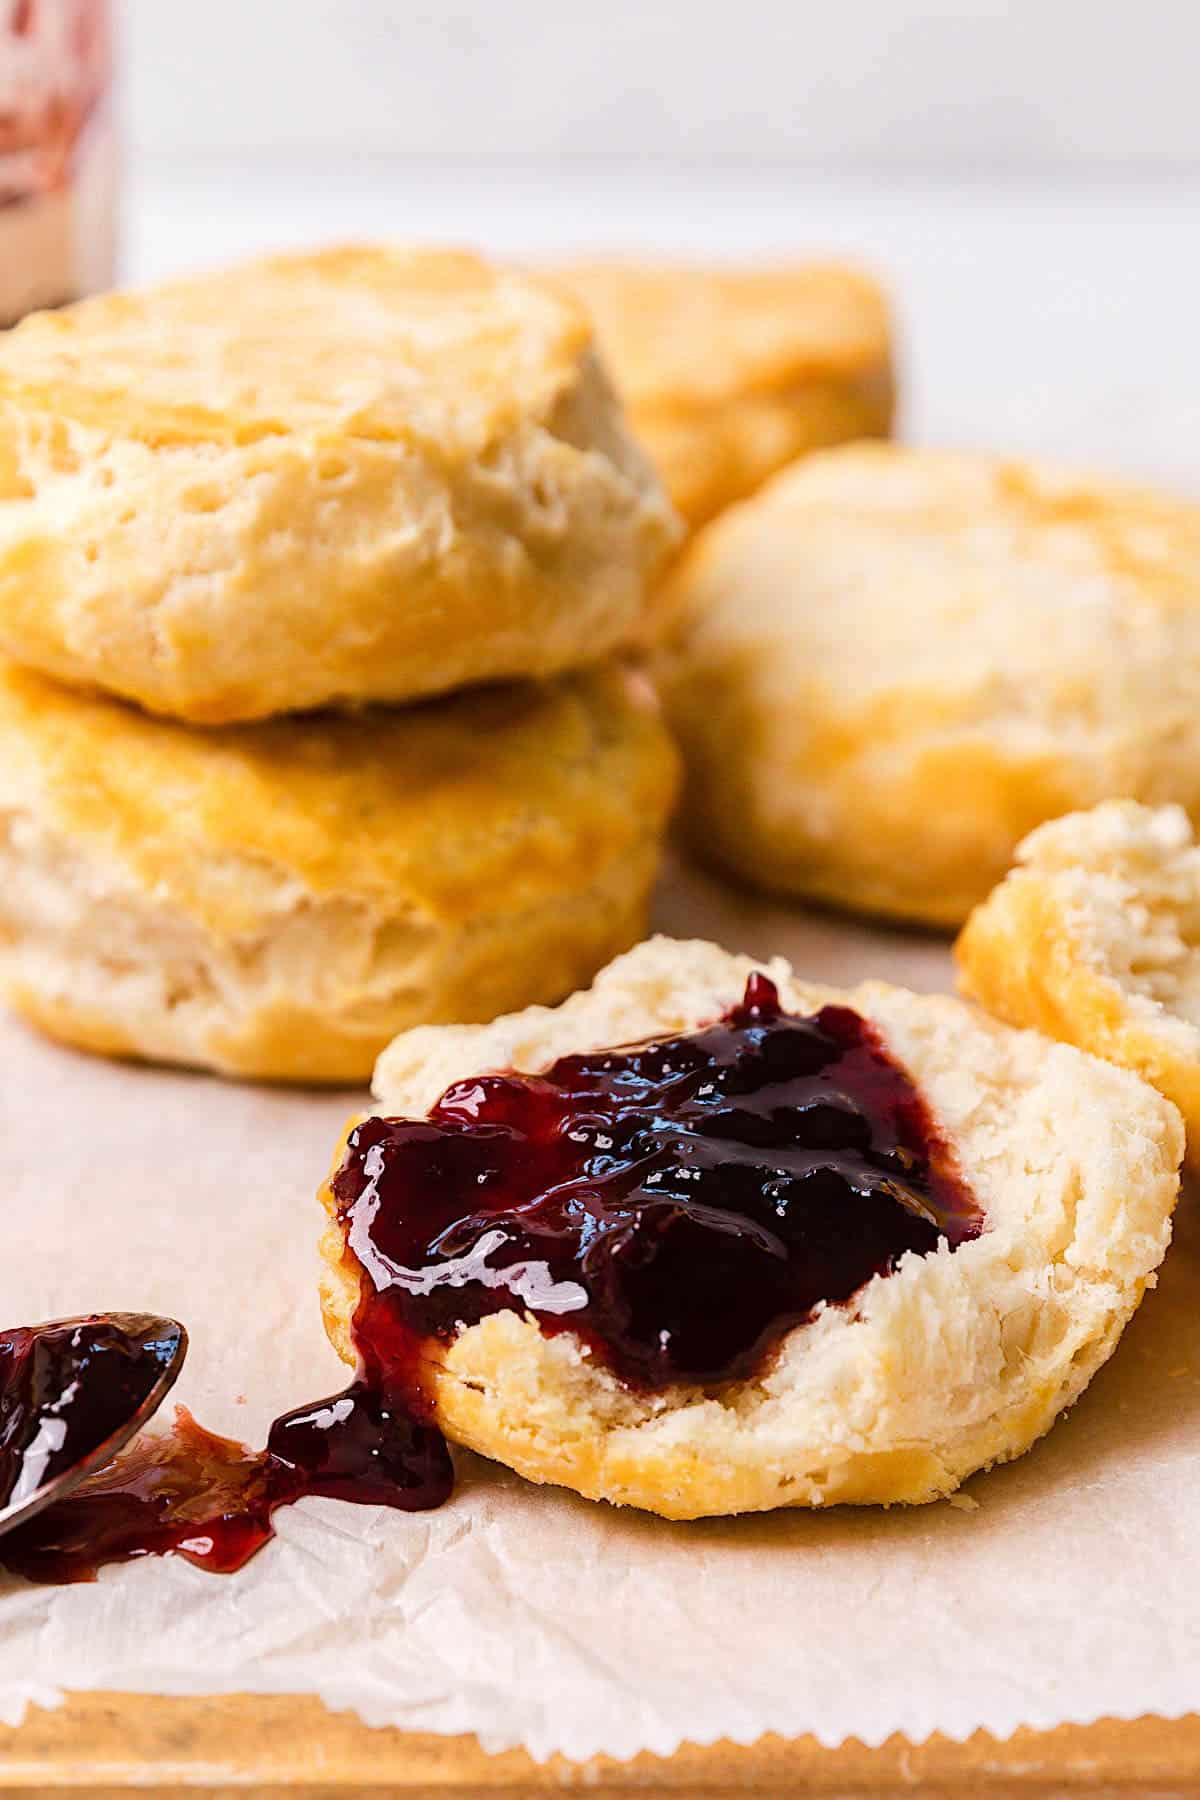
[0,976,980,1584]
[332,972,982,1395]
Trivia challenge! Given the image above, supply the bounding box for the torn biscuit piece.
[958,800,1200,1168]
[319,936,1181,1518]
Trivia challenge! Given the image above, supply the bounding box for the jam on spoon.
[0,1314,185,1520]
[0,975,982,1584]
[0,1386,452,1585]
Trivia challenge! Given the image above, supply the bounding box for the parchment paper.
[1,855,1198,1762]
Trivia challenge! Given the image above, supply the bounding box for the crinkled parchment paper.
[1,857,1198,1762]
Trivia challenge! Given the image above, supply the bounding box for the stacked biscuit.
[0,246,682,1081]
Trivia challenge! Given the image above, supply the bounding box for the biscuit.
[551,261,895,530]
[655,444,1200,927]
[0,245,679,724]
[0,661,679,1083]
[957,801,1200,1168]
[318,937,1182,1517]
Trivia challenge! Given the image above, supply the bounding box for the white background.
[124,0,1200,169]
[118,1,1200,494]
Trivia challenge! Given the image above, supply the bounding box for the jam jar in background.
[0,0,116,326]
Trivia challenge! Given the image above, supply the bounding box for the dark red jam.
[332,973,982,1397]
[0,976,981,1583]
[0,1316,180,1512]
[0,1389,452,1585]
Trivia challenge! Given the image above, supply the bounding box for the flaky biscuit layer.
[957,801,1200,1169]
[0,661,678,1082]
[0,246,679,722]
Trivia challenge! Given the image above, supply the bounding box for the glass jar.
[0,0,116,326]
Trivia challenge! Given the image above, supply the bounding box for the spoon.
[0,1313,187,1537]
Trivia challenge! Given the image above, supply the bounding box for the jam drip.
[0,1384,452,1585]
[334,972,983,1393]
[0,976,981,1584]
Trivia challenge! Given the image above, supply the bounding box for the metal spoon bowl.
[0,1313,188,1538]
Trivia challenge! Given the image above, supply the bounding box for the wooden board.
[2,1696,1200,1796]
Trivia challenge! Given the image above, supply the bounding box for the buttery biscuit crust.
[0,661,679,1082]
[319,937,1182,1517]
[0,245,680,722]
[656,444,1200,927]
[551,260,895,529]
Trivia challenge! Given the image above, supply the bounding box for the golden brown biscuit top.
[551,260,891,408]
[0,662,678,939]
[664,444,1200,707]
[0,245,594,451]
[760,446,1200,590]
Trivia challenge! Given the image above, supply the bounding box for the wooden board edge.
[0,1695,1199,1796]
